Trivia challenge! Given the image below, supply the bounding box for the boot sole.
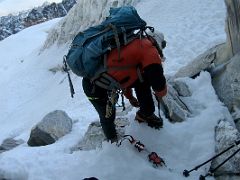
[135,118,162,129]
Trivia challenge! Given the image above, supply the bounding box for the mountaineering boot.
[135,110,163,129]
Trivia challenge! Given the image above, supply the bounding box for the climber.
[82,34,167,142]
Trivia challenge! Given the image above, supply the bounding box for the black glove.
[128,96,140,107]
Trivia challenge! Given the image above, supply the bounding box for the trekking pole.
[121,92,126,111]
[183,140,240,178]
[155,95,170,119]
[199,146,240,180]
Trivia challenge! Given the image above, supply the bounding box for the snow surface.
[0,0,63,16]
[0,0,228,180]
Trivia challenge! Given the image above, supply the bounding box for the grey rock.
[210,0,240,113]
[71,117,130,152]
[225,0,240,55]
[173,42,231,79]
[71,121,105,151]
[212,52,240,111]
[211,120,240,178]
[174,44,221,79]
[28,110,73,146]
[235,120,240,132]
[232,110,240,132]
[0,138,24,153]
[170,79,192,97]
[160,84,190,122]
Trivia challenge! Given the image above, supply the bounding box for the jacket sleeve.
[143,63,167,97]
[154,85,167,97]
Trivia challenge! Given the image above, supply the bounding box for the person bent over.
[82,37,167,142]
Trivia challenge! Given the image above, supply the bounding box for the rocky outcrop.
[0,0,76,41]
[211,0,240,112]
[211,120,240,180]
[71,117,129,152]
[42,0,139,49]
[28,110,73,146]
[233,111,240,131]
[173,0,240,114]
[173,43,230,79]
[160,82,191,122]
[171,79,192,97]
[212,52,240,111]
[225,0,240,56]
[171,1,240,178]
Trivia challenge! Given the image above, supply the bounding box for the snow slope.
[0,0,228,179]
[137,0,226,75]
[0,0,63,16]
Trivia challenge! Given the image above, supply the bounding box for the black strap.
[108,24,121,62]
[63,56,75,98]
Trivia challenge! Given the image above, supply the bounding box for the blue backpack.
[64,6,147,79]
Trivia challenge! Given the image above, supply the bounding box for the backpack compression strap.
[108,24,121,62]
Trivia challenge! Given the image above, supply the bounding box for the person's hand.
[128,96,140,107]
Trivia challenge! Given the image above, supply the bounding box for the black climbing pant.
[82,78,117,140]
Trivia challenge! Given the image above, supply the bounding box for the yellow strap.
[87,97,99,100]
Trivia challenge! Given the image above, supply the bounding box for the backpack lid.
[101,6,147,31]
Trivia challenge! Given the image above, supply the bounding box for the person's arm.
[154,85,167,97]
[143,63,167,98]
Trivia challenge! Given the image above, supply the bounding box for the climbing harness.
[183,140,240,180]
[117,135,166,167]
[105,89,126,118]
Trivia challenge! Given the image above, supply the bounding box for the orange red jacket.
[107,37,167,98]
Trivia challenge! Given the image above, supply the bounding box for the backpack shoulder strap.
[107,24,121,62]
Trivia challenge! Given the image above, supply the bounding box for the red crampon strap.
[148,152,165,166]
[117,135,144,152]
[117,135,166,166]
